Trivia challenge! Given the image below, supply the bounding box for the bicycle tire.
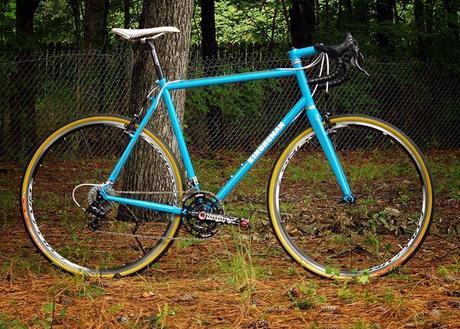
[21,115,183,277]
[268,115,433,278]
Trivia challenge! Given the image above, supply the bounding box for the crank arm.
[190,211,250,228]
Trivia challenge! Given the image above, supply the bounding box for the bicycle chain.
[93,223,249,242]
[113,190,176,195]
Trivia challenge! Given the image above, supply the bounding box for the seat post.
[146,40,164,80]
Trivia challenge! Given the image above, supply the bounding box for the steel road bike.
[21,27,434,278]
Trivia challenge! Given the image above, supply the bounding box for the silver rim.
[24,119,180,276]
[273,119,429,277]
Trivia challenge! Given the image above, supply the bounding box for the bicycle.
[21,26,434,279]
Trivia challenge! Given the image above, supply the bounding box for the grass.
[0,312,27,329]
[0,191,16,230]
[387,266,412,282]
[47,275,107,301]
[175,237,204,249]
[1,252,46,280]
[287,281,327,310]
[77,282,106,299]
[337,284,356,303]
[437,260,459,280]
[217,230,268,294]
[429,155,460,200]
[348,319,378,329]
[149,304,177,329]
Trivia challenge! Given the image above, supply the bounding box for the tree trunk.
[289,0,315,47]
[343,0,353,26]
[280,0,291,41]
[414,0,425,59]
[337,0,343,28]
[200,0,223,152]
[129,0,193,150]
[324,0,330,29]
[69,0,82,48]
[270,2,279,50]
[120,0,193,218]
[83,0,109,50]
[442,0,459,40]
[376,0,394,52]
[425,0,434,34]
[10,0,40,160]
[123,0,131,28]
[83,0,109,113]
[354,0,370,26]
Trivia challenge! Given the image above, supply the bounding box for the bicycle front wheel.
[21,116,183,277]
[268,115,433,278]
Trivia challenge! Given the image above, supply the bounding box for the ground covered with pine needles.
[1,151,459,328]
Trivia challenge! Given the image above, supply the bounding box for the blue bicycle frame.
[101,46,354,215]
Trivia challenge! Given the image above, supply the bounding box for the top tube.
[165,46,319,91]
[288,46,318,61]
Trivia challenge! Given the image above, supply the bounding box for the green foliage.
[78,283,106,299]
[216,231,268,293]
[175,237,204,249]
[2,0,456,64]
[325,265,340,277]
[437,261,460,279]
[287,281,327,310]
[0,312,27,329]
[355,271,370,284]
[348,319,378,329]
[185,74,283,146]
[186,80,263,120]
[337,284,356,303]
[150,303,176,329]
[192,0,288,45]
[35,0,74,45]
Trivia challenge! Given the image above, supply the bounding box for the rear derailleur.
[85,186,114,232]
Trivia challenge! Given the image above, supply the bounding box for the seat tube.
[160,79,199,189]
[291,53,355,202]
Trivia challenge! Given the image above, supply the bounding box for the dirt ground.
[1,151,459,329]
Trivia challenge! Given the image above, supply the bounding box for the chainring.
[182,191,224,239]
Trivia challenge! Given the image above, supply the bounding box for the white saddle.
[111,26,180,41]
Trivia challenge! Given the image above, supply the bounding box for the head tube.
[288,46,318,61]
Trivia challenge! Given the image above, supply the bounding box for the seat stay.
[106,91,163,185]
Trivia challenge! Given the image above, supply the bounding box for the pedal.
[239,218,250,229]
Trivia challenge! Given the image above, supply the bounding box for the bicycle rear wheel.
[21,116,183,277]
[268,115,433,278]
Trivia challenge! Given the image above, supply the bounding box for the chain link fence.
[0,48,459,162]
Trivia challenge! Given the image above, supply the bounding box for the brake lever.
[348,38,370,76]
[350,51,370,76]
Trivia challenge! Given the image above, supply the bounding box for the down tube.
[216,98,307,201]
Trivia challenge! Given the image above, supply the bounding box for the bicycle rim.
[21,116,183,277]
[268,115,433,278]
